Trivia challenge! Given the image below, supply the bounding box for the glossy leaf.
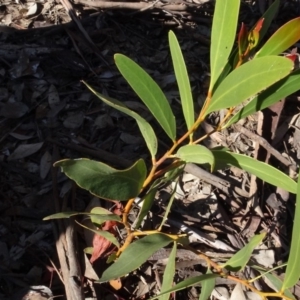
[115,54,176,141]
[205,56,293,115]
[150,274,219,299]
[54,158,147,200]
[168,31,194,133]
[209,0,240,92]
[212,150,297,194]
[281,167,300,290]
[199,268,215,300]
[83,81,157,158]
[224,69,300,128]
[98,233,174,282]
[43,211,121,223]
[256,17,300,58]
[176,145,214,171]
[158,242,177,300]
[221,233,266,271]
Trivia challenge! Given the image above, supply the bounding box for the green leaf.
[224,69,300,128]
[84,247,93,255]
[158,242,177,300]
[199,268,215,300]
[54,158,147,201]
[257,0,280,43]
[150,274,219,299]
[205,56,293,115]
[98,233,174,282]
[78,221,120,248]
[90,207,121,226]
[158,179,177,231]
[176,145,214,171]
[168,31,194,133]
[252,266,296,299]
[212,150,297,194]
[115,54,176,141]
[209,0,240,91]
[134,188,157,229]
[281,167,300,290]
[221,233,266,271]
[256,17,300,58]
[83,81,157,158]
[43,211,121,223]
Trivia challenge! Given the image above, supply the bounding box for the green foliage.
[98,233,174,282]
[45,0,300,299]
[54,158,147,200]
[212,150,297,193]
[151,274,219,299]
[209,0,240,92]
[221,233,266,271]
[205,56,293,116]
[169,31,194,134]
[158,242,177,300]
[83,83,158,158]
[255,17,300,58]
[225,69,300,128]
[176,145,214,170]
[114,54,176,141]
[281,166,300,290]
[199,268,216,300]
[44,210,121,223]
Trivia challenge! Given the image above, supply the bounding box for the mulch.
[1,0,300,299]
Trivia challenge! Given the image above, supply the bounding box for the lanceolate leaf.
[199,268,215,300]
[98,233,174,282]
[158,242,177,300]
[176,145,214,171]
[205,56,293,115]
[43,211,121,223]
[150,274,219,299]
[252,266,296,299]
[212,150,297,194]
[134,188,157,229]
[209,0,240,92]
[83,81,157,158]
[281,167,300,290]
[257,0,280,43]
[168,31,194,133]
[224,69,300,128]
[54,158,147,200]
[221,233,266,271]
[115,54,176,141]
[256,17,300,58]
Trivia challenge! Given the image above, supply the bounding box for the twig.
[74,0,196,11]
[234,124,297,172]
[184,163,249,198]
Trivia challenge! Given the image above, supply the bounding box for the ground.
[1,0,300,299]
